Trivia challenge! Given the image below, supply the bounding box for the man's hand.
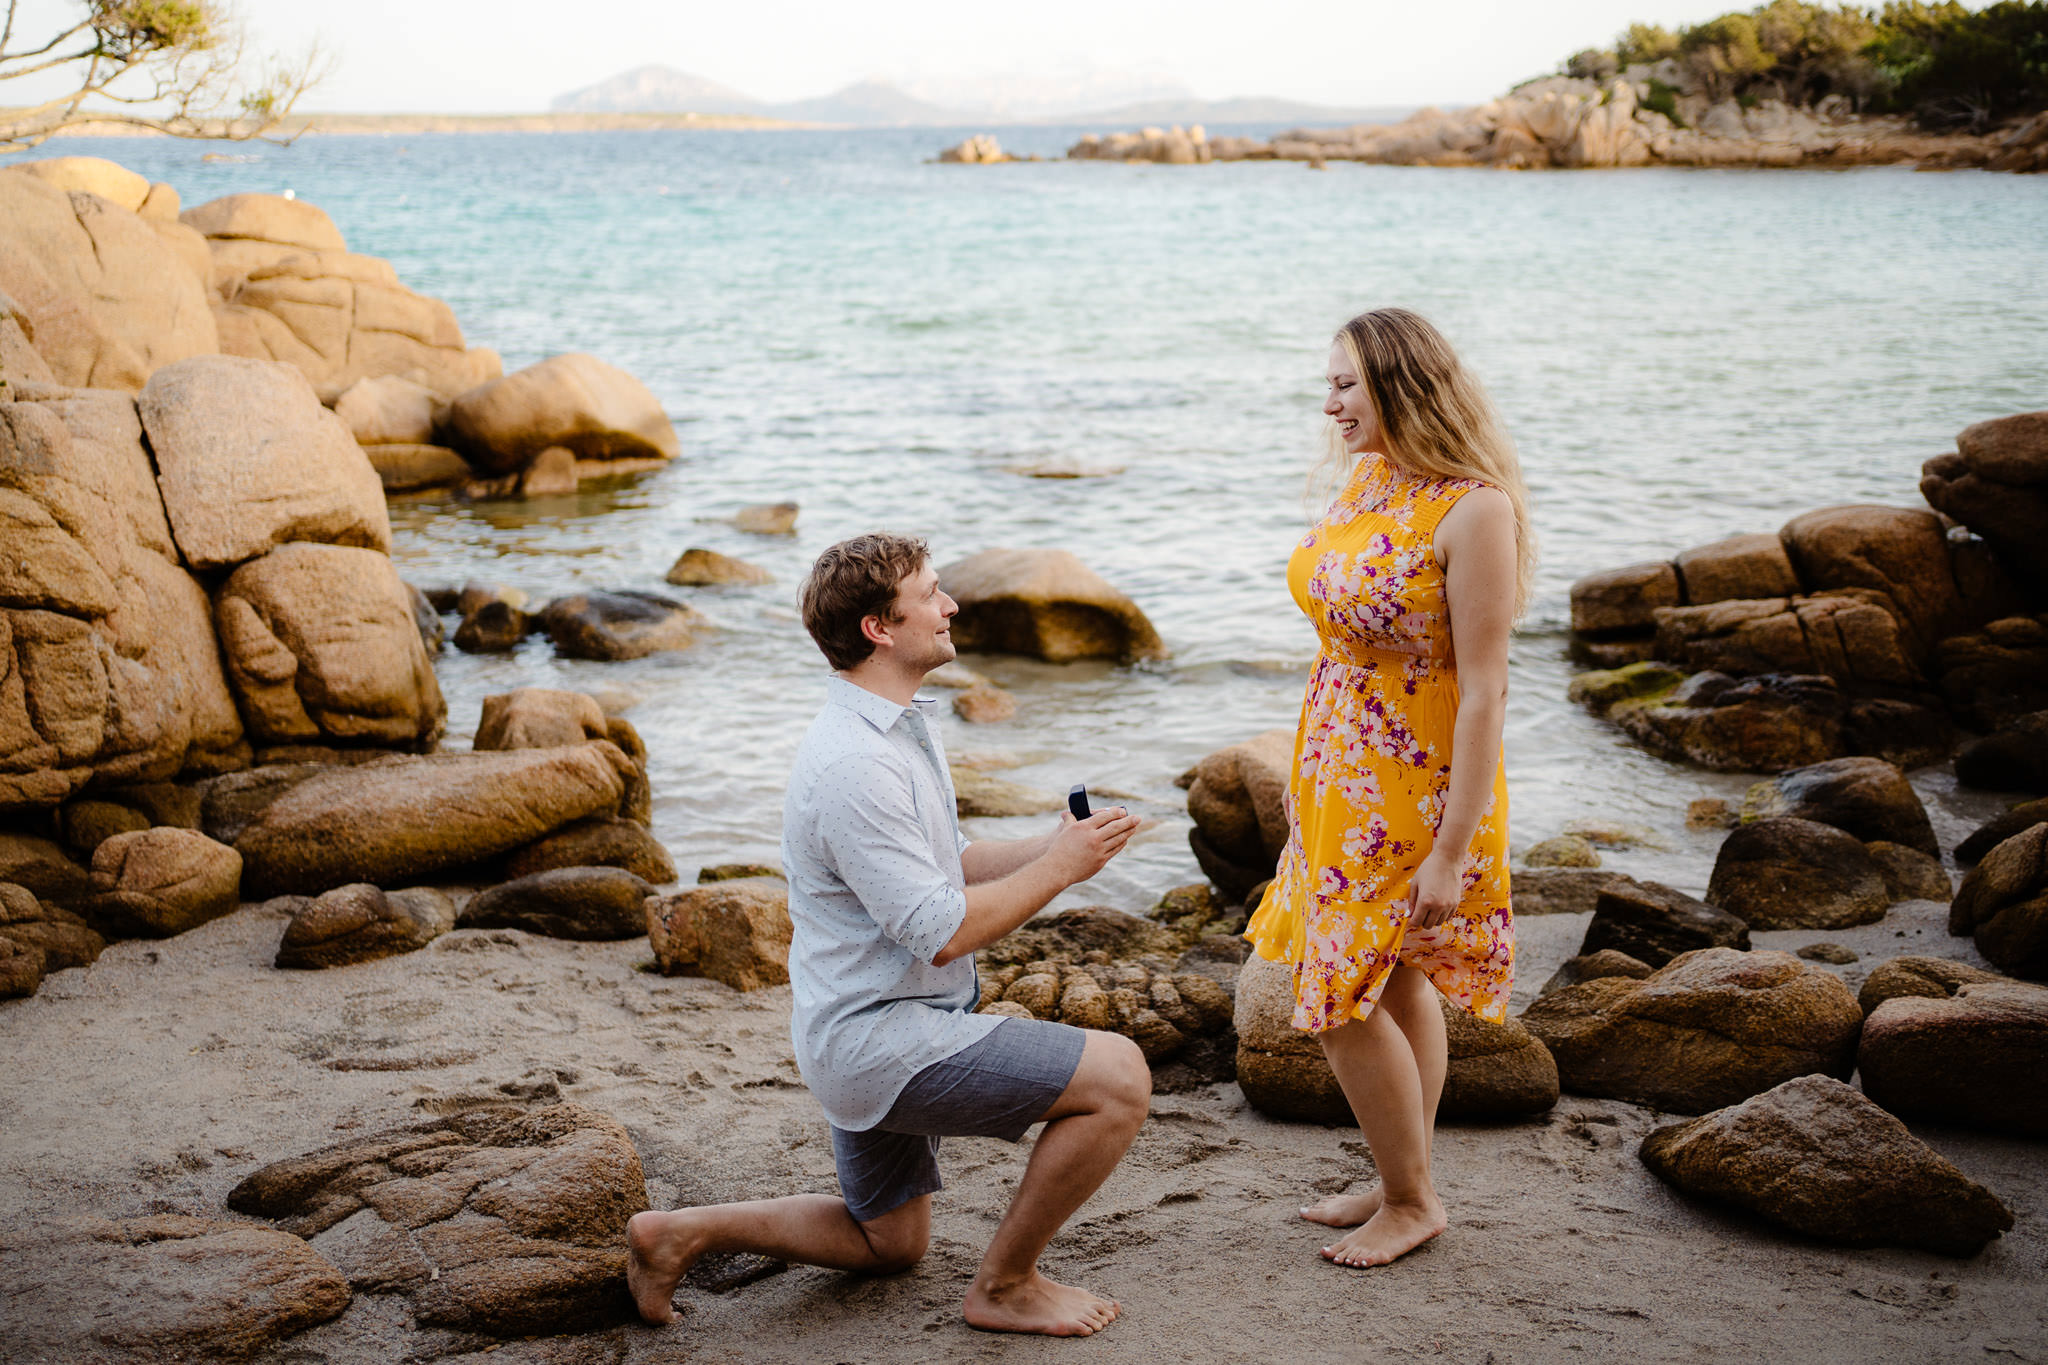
[1046,808,1141,883]
[1403,849,1464,931]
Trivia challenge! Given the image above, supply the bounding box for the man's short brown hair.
[799,533,930,671]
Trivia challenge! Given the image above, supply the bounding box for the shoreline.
[43,111,809,138]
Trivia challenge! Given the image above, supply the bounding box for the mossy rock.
[1567,662,1686,715]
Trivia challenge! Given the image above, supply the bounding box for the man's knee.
[857,1201,930,1273]
[1093,1030,1152,1124]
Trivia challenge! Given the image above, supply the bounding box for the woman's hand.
[1403,849,1465,930]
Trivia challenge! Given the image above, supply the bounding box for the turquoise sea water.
[62,129,2048,905]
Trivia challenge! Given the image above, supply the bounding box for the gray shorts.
[831,1015,1088,1224]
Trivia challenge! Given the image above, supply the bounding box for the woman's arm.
[1408,485,1517,930]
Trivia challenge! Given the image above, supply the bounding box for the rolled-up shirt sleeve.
[813,755,967,965]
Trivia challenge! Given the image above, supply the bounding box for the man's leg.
[627,1191,931,1324]
[961,1029,1151,1337]
[1299,963,1448,1229]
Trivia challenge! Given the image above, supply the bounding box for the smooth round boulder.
[331,374,446,447]
[1639,1074,2013,1257]
[233,743,632,898]
[664,548,772,586]
[1183,729,1292,902]
[1519,947,1864,1115]
[502,817,676,883]
[85,827,242,938]
[539,591,707,661]
[445,353,680,475]
[1857,954,2010,1015]
[1705,817,1889,930]
[938,548,1167,664]
[1739,756,1938,857]
[1858,982,2048,1136]
[275,883,455,969]
[1948,823,2048,977]
[458,867,653,940]
[1956,410,2048,485]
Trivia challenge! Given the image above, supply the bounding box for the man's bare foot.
[1299,1185,1382,1228]
[1319,1196,1446,1268]
[626,1209,709,1325]
[963,1270,1121,1337]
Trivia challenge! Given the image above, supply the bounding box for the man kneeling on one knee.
[628,532,1151,1337]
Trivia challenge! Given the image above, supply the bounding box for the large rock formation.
[939,548,1168,665]
[1235,953,1557,1122]
[1181,729,1291,902]
[1638,1075,2013,1257]
[0,169,217,389]
[1859,981,2048,1136]
[444,353,679,474]
[1922,411,2048,599]
[233,742,633,897]
[214,543,446,750]
[0,386,247,809]
[226,1104,648,1336]
[1519,947,1862,1113]
[186,192,499,401]
[139,355,390,571]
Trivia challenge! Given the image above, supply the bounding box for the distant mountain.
[551,66,765,116]
[549,65,1402,129]
[770,80,969,126]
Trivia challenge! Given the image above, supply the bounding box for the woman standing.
[1244,307,1533,1268]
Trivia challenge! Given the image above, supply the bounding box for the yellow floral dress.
[1244,453,1513,1033]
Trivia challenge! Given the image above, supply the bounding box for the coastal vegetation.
[1563,2,2048,128]
[0,0,322,152]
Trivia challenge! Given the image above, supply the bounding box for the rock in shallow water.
[939,547,1167,664]
[445,353,679,475]
[1859,981,2048,1136]
[1740,756,1938,857]
[1520,947,1862,1115]
[664,546,773,585]
[1639,1074,2013,1257]
[539,590,707,661]
[227,1103,647,1337]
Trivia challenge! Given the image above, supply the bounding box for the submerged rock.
[1524,835,1599,868]
[664,547,773,586]
[227,1104,647,1336]
[539,590,707,661]
[732,501,797,535]
[275,883,456,968]
[1705,817,1889,931]
[1639,1074,2013,1257]
[939,547,1167,664]
[1520,947,1861,1114]
[646,877,793,991]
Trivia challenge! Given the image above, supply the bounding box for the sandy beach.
[3,885,2039,1364]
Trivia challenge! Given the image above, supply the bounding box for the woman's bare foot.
[1299,1185,1383,1228]
[963,1270,1121,1336]
[1319,1195,1446,1268]
[626,1209,710,1325]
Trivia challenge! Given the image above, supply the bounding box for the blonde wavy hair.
[1311,308,1536,619]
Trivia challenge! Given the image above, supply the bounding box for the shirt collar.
[826,675,936,733]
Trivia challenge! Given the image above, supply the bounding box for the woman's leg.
[1308,964,1446,1265]
[1298,964,1448,1230]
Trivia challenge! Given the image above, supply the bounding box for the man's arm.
[931,809,1139,967]
[959,828,1059,885]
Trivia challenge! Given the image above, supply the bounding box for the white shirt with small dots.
[782,675,1000,1132]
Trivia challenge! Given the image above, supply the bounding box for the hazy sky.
[20,0,1757,112]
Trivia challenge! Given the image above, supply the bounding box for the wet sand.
[0,896,2040,1363]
